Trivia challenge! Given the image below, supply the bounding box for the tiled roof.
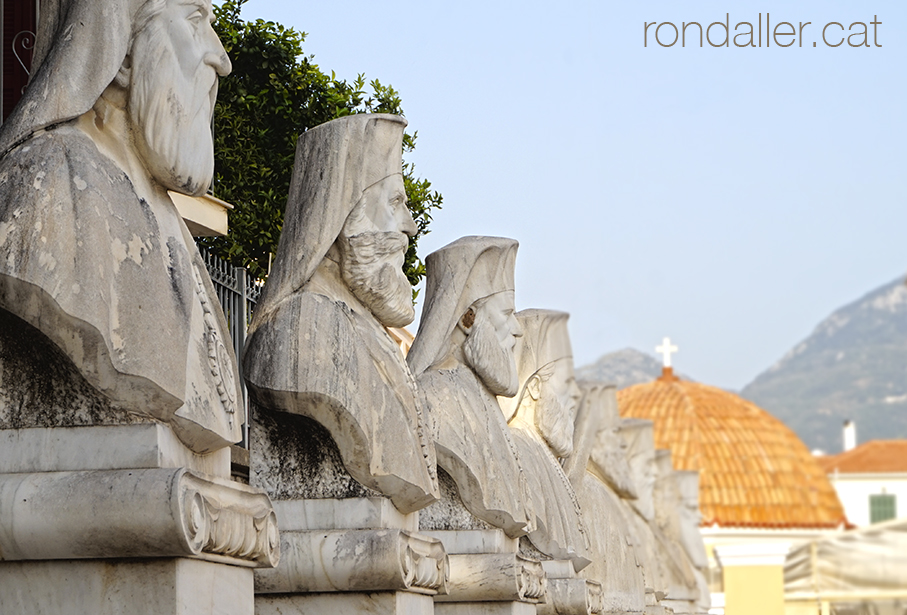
[817,440,907,474]
[617,369,847,530]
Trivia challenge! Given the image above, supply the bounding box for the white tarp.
[785,517,907,597]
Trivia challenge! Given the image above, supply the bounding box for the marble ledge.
[273,497,418,532]
[254,529,448,595]
[421,529,519,555]
[0,468,278,568]
[0,424,230,477]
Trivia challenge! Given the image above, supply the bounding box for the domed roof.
[617,368,847,529]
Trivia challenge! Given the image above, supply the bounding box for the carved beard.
[129,21,217,196]
[463,311,519,397]
[535,382,576,459]
[339,231,415,328]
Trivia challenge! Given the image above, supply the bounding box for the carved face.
[463,291,522,397]
[627,446,656,520]
[535,358,582,459]
[338,174,417,328]
[591,427,638,498]
[129,0,231,195]
[679,494,708,569]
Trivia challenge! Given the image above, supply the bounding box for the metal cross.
[656,337,678,368]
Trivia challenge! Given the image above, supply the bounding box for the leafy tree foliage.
[201,0,442,287]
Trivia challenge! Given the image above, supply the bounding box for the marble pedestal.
[436,603,538,615]
[254,499,448,614]
[0,425,278,614]
[257,591,434,615]
[536,559,604,615]
[659,600,694,614]
[424,530,547,615]
[0,556,253,614]
[250,408,448,613]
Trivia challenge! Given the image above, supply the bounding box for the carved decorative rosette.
[539,578,601,615]
[401,532,449,593]
[180,472,280,568]
[0,468,278,568]
[518,555,548,602]
[585,579,604,614]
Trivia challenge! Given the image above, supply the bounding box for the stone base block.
[256,591,433,615]
[0,425,230,477]
[0,557,252,615]
[537,577,603,615]
[435,602,538,615]
[659,600,693,614]
[254,529,447,595]
[273,496,417,532]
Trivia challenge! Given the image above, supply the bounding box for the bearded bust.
[501,309,592,571]
[242,114,439,514]
[562,380,647,614]
[407,236,534,537]
[0,0,243,454]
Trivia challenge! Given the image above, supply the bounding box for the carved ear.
[457,307,476,334]
[114,55,132,89]
[527,374,541,402]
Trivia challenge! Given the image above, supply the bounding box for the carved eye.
[188,9,204,28]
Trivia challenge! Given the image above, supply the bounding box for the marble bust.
[619,418,668,597]
[676,471,708,571]
[0,0,242,452]
[653,451,698,601]
[243,114,439,514]
[676,470,711,612]
[407,236,534,537]
[501,309,591,570]
[569,380,647,613]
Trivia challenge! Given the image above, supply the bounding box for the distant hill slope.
[576,348,692,389]
[741,276,907,453]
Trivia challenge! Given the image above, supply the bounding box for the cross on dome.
[656,337,678,368]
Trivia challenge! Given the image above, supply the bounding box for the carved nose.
[398,205,417,237]
[205,28,232,77]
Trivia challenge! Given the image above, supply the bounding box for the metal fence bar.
[198,246,259,448]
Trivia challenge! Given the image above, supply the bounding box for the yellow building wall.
[724,564,785,615]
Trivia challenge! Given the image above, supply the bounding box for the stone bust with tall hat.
[243,113,439,514]
[0,0,242,452]
[501,309,592,571]
[566,380,647,613]
[652,450,700,610]
[407,235,534,537]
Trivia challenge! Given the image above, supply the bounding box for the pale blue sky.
[235,0,907,390]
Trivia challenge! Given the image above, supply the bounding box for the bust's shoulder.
[417,364,486,409]
[3,124,96,162]
[0,124,128,192]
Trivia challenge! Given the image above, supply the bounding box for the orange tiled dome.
[617,368,847,529]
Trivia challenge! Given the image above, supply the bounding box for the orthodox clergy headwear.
[0,0,147,156]
[407,236,518,377]
[501,309,573,421]
[253,114,407,320]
